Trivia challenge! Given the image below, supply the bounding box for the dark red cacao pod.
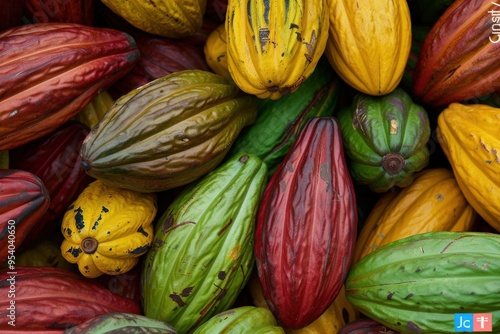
[412,0,500,106]
[254,117,358,329]
[24,0,96,26]
[97,261,142,305]
[0,23,139,151]
[9,121,93,247]
[0,266,142,330]
[338,318,402,334]
[0,170,50,263]
[110,32,210,98]
[0,0,26,31]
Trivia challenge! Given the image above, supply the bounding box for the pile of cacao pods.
[0,0,499,333]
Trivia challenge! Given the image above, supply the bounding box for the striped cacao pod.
[412,0,500,106]
[225,0,329,99]
[80,70,258,193]
[255,117,358,329]
[142,152,267,333]
[0,23,139,151]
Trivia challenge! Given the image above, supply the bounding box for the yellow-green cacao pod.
[80,70,258,193]
[225,0,329,100]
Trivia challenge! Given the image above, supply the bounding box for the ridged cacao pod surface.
[346,232,500,333]
[61,179,157,278]
[65,313,178,334]
[100,0,206,38]
[192,306,285,333]
[10,121,93,246]
[0,266,142,330]
[412,0,500,106]
[226,0,329,99]
[142,153,267,333]
[436,103,500,231]
[325,0,411,96]
[80,70,258,193]
[0,23,139,151]
[229,58,340,177]
[255,117,358,329]
[352,168,477,264]
[0,169,50,262]
[337,88,431,193]
[24,0,95,25]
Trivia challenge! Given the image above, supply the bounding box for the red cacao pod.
[255,117,358,329]
[110,32,210,98]
[0,266,142,330]
[10,121,93,247]
[0,23,139,151]
[412,0,500,106]
[97,261,142,304]
[24,0,96,26]
[0,170,50,262]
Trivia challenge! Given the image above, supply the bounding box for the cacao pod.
[412,0,500,106]
[255,117,358,329]
[80,70,258,193]
[142,153,268,333]
[203,23,231,78]
[346,232,500,333]
[0,266,142,330]
[225,0,329,99]
[324,0,411,96]
[337,88,431,193]
[0,23,139,151]
[61,179,157,278]
[352,168,477,264]
[0,0,25,30]
[0,170,50,262]
[436,103,500,232]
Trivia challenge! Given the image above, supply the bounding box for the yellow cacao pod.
[352,168,477,264]
[325,0,411,95]
[61,180,157,278]
[101,0,206,38]
[204,23,231,78]
[437,103,500,232]
[226,0,329,99]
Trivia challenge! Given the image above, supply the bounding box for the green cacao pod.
[65,312,177,334]
[346,231,500,333]
[142,153,268,333]
[337,88,431,193]
[192,306,285,334]
[228,58,340,177]
[80,70,258,193]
